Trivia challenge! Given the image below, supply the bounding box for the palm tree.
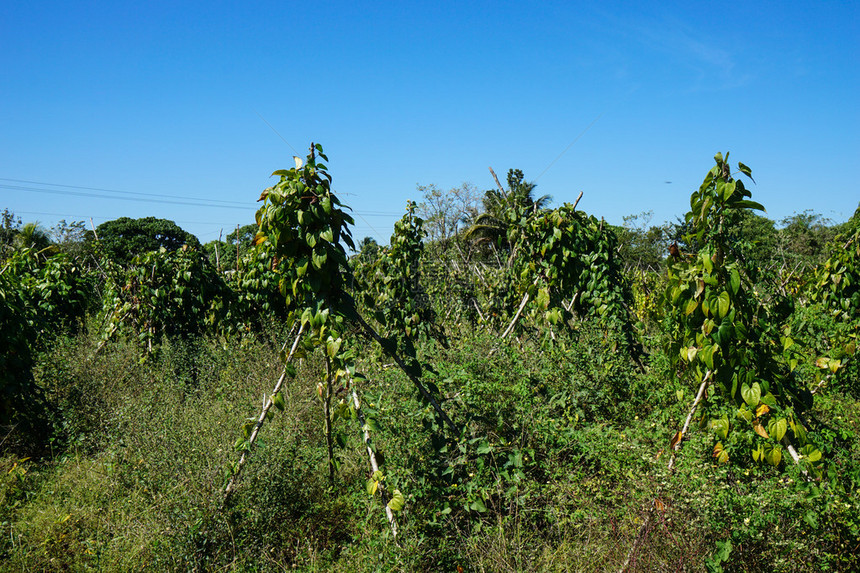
[465,169,552,255]
[13,222,52,252]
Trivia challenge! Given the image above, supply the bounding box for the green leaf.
[284,362,297,378]
[702,251,713,273]
[687,346,698,362]
[326,337,342,358]
[470,498,487,512]
[718,291,730,318]
[273,392,285,411]
[730,269,740,294]
[711,416,729,439]
[773,418,787,441]
[741,382,761,407]
[387,489,405,511]
[733,200,766,212]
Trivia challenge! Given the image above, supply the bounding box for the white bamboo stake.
[224,322,305,498]
[351,388,398,538]
[667,370,712,471]
[501,291,530,340]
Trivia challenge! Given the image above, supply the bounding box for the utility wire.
[0,183,251,210]
[0,177,249,207]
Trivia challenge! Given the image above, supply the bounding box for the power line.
[0,183,254,210]
[0,177,250,207]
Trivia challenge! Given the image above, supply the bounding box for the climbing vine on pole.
[663,152,821,472]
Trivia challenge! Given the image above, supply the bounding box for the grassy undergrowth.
[1,325,858,571]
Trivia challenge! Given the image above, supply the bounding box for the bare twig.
[572,191,583,211]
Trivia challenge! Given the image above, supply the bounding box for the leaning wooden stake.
[667,371,712,471]
[501,291,530,340]
[351,387,398,538]
[354,314,460,436]
[224,322,306,499]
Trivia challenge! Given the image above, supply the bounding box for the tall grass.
[1,325,858,571]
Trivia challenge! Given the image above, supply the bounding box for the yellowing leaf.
[755,404,770,417]
[766,446,782,467]
[685,298,698,315]
[773,418,787,441]
[753,419,770,439]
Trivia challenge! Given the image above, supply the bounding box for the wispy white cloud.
[590,6,754,92]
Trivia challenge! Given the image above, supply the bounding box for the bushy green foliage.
[354,202,438,343]
[663,153,817,471]
[100,246,230,350]
[2,155,859,572]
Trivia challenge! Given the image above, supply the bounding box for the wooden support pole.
[488,167,507,198]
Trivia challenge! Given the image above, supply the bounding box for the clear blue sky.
[2,1,858,245]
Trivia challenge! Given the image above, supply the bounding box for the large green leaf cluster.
[255,146,355,315]
[663,153,817,470]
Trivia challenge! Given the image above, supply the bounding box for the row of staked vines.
[663,153,822,473]
[100,246,230,352]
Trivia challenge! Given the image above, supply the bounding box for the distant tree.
[1,209,22,257]
[416,182,481,246]
[226,224,257,260]
[615,211,670,271]
[357,236,380,259]
[95,217,201,265]
[50,219,91,259]
[776,210,838,268]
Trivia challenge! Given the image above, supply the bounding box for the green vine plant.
[353,201,445,366]
[99,246,229,354]
[798,205,860,394]
[471,192,640,363]
[662,152,821,474]
[224,144,458,538]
